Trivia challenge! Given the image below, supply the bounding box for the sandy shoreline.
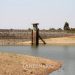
[44,36,75,45]
[16,36,75,46]
[0,36,75,46]
[0,52,62,75]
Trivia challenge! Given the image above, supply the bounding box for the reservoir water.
[0,45,75,75]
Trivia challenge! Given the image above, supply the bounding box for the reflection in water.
[0,45,75,75]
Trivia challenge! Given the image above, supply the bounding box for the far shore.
[16,36,75,46]
[0,36,75,46]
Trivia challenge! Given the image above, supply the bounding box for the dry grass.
[16,36,75,46]
[44,36,75,45]
[0,36,75,46]
[0,52,62,75]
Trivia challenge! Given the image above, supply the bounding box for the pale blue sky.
[0,0,75,29]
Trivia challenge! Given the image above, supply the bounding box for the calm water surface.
[0,45,75,75]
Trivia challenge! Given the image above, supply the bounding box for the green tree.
[64,22,70,30]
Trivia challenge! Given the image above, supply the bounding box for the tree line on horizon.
[0,22,75,32]
[28,22,75,32]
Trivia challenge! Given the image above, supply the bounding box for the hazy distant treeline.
[0,28,75,39]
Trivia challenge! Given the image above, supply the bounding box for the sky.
[0,0,75,29]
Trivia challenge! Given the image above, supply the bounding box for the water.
[0,45,75,75]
